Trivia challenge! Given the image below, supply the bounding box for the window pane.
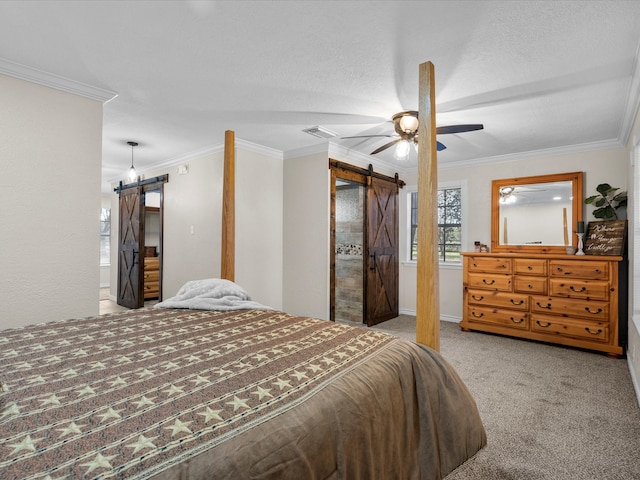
[409,186,462,263]
[100,208,111,265]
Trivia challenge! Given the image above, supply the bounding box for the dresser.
[461,252,624,357]
[143,256,160,300]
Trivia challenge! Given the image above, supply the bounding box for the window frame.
[100,207,111,266]
[405,180,467,268]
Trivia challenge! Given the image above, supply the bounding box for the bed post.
[415,61,440,350]
[221,129,235,281]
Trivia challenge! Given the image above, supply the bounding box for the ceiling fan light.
[394,140,411,160]
[399,114,419,133]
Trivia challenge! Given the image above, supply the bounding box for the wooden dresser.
[461,252,623,357]
[143,256,160,300]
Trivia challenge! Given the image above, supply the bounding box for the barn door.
[365,177,399,326]
[117,185,144,308]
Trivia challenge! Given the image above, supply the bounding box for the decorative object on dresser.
[461,252,624,357]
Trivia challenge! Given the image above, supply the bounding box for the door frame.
[329,160,404,323]
[115,174,168,308]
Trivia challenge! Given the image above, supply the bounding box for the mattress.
[0,307,485,479]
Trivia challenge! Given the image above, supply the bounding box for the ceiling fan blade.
[436,124,484,135]
[437,141,447,151]
[371,138,403,155]
[342,134,394,140]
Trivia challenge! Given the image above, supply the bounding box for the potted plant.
[584,183,627,219]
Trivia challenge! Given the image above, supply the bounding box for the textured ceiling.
[1,1,640,191]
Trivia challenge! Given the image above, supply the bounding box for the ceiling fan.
[343,110,483,158]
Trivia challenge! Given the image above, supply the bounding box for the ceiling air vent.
[302,125,337,139]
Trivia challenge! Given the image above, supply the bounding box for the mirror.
[491,172,583,253]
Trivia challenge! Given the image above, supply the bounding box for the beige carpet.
[364,316,640,480]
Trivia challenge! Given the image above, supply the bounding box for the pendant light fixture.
[127,141,138,182]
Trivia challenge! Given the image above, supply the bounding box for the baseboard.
[398,309,460,324]
[629,354,640,409]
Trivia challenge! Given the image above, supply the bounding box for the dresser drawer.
[549,279,609,300]
[514,276,548,295]
[467,306,529,330]
[514,258,547,276]
[467,256,512,274]
[531,314,609,343]
[467,289,528,310]
[531,295,609,321]
[549,260,608,280]
[143,270,159,282]
[467,273,512,292]
[144,257,159,270]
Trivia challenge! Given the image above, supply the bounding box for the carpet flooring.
[366,316,640,480]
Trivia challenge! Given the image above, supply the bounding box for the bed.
[0,280,485,479]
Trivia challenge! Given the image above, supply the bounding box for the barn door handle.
[369,253,376,271]
[133,250,139,266]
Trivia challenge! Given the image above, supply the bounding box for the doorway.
[116,175,167,308]
[330,161,403,326]
[334,179,365,323]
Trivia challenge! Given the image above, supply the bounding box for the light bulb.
[399,114,419,133]
[128,166,137,182]
[394,140,411,160]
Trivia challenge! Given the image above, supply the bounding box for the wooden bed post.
[221,130,235,281]
[415,61,440,350]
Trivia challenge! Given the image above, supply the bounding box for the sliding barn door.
[365,177,399,326]
[117,186,144,308]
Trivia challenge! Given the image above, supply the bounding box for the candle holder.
[576,233,585,255]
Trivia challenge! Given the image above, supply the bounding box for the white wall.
[0,74,102,328]
[282,152,330,318]
[627,104,640,405]
[110,145,283,310]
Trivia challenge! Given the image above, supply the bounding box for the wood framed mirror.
[491,171,583,254]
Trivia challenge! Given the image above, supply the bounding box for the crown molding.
[235,138,283,159]
[619,37,640,147]
[0,57,117,103]
[437,138,625,171]
[105,137,283,186]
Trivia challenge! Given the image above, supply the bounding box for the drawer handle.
[510,317,524,324]
[527,266,533,270]
[585,307,603,315]
[527,284,534,289]
[585,327,603,335]
[536,320,552,328]
[510,299,524,305]
[471,295,484,301]
[569,286,587,293]
[536,301,552,309]
[499,264,507,269]
[594,269,601,274]
[482,279,496,285]
[471,311,484,318]
[556,267,572,275]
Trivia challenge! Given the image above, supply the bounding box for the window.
[100,208,111,265]
[409,186,462,263]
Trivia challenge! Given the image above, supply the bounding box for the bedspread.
[0,308,485,479]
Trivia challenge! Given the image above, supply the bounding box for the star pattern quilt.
[1,308,486,479]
